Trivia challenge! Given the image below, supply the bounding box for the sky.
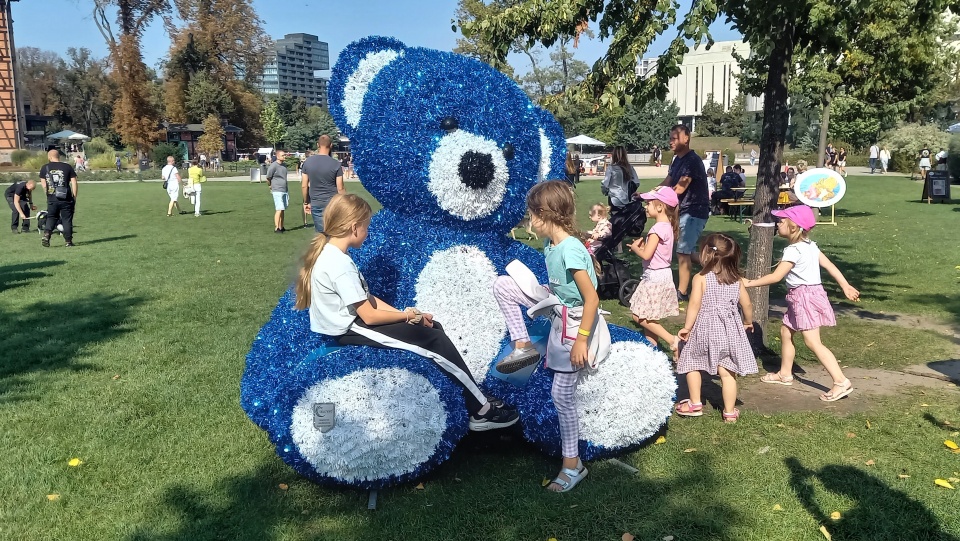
[11,0,742,75]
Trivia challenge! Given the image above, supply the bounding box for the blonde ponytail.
[293,194,373,310]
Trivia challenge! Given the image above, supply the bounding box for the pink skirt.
[629,268,679,321]
[783,284,836,331]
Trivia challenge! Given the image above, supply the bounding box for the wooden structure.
[164,122,243,162]
[0,0,23,156]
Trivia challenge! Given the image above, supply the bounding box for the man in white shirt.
[936,148,948,170]
[869,143,879,174]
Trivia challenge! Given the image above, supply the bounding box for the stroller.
[593,198,648,306]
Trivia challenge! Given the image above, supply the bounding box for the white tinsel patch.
[344,49,403,128]
[290,368,447,483]
[415,245,507,381]
[576,341,676,448]
[538,128,552,181]
[427,130,510,220]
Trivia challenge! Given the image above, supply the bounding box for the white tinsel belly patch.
[290,368,447,483]
[576,341,676,448]
[414,245,507,381]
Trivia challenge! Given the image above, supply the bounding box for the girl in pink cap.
[743,205,860,402]
[627,186,681,357]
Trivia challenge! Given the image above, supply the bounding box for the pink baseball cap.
[639,186,679,207]
[772,205,816,231]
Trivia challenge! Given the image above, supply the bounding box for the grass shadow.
[81,234,138,246]
[0,260,65,293]
[922,412,957,432]
[832,209,876,218]
[199,210,234,216]
[785,457,959,541]
[127,447,739,541]
[0,292,144,402]
[903,293,960,329]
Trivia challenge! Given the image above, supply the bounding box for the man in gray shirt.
[301,134,344,232]
[267,149,289,233]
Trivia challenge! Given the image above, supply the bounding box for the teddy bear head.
[329,36,567,232]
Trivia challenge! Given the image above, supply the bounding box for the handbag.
[162,166,174,190]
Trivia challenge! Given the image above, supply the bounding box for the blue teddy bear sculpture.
[241,37,676,489]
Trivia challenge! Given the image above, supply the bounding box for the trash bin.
[139,158,150,171]
[250,168,261,183]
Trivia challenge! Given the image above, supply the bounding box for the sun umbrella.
[565,134,606,155]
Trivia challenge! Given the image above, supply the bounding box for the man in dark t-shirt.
[39,149,78,247]
[301,134,344,232]
[657,124,709,301]
[5,179,36,233]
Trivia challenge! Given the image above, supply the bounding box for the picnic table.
[718,185,793,222]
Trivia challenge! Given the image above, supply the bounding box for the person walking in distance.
[115,154,122,172]
[267,149,290,233]
[162,156,182,217]
[868,142,879,174]
[879,146,890,174]
[301,134,345,233]
[187,158,206,216]
[656,124,710,302]
[40,149,79,247]
[5,179,36,233]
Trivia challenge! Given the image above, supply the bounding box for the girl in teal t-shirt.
[493,180,603,493]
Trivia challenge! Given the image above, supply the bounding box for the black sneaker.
[495,346,541,374]
[469,405,519,432]
[41,236,50,247]
[64,242,75,247]
[483,394,504,409]
[677,290,689,302]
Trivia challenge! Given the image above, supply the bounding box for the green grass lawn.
[1,176,958,540]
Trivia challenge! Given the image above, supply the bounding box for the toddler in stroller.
[592,198,648,305]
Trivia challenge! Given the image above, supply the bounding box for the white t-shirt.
[782,239,822,288]
[309,243,369,335]
[936,150,947,161]
[869,145,879,159]
[161,165,179,189]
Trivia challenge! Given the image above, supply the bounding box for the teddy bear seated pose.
[241,37,676,488]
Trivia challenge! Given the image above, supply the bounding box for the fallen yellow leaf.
[67,458,82,467]
[865,342,875,347]
[683,448,697,453]
[772,504,783,511]
[865,460,876,466]
[112,374,120,380]
[415,483,425,490]
[542,478,551,487]
[934,479,955,489]
[819,525,833,541]
[46,494,60,501]
[548,538,558,541]
[655,436,666,444]
[865,420,872,429]
[949,477,960,483]
[830,511,841,520]
[662,537,675,541]
[846,432,856,438]
[622,533,635,541]
[945,440,959,450]
[920,403,930,407]
[898,474,911,479]
[278,484,288,491]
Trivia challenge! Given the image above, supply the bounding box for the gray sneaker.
[495,346,541,374]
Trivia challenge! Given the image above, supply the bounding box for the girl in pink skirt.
[676,233,757,422]
[744,205,860,402]
[627,187,681,356]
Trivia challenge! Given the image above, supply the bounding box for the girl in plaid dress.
[676,233,757,423]
[744,205,860,402]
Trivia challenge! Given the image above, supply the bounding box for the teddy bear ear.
[534,107,569,182]
[329,36,408,138]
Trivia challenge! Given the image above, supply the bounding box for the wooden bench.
[719,187,755,222]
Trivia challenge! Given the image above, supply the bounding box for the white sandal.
[820,379,853,402]
[548,460,588,493]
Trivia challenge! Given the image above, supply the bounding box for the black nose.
[458,151,495,190]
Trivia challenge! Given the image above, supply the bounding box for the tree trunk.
[816,90,833,167]
[746,19,795,347]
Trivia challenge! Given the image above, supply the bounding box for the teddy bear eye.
[440,116,459,132]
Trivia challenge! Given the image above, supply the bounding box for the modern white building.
[260,33,330,108]
[639,40,763,130]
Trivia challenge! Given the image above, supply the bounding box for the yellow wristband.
[577,328,591,337]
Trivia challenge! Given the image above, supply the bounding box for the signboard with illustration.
[794,168,846,208]
[923,170,951,203]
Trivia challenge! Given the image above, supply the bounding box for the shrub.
[84,137,112,157]
[948,135,960,183]
[87,153,119,170]
[23,153,50,172]
[150,143,185,168]
[880,123,949,173]
[11,149,34,166]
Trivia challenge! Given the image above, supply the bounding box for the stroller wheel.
[619,279,639,307]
